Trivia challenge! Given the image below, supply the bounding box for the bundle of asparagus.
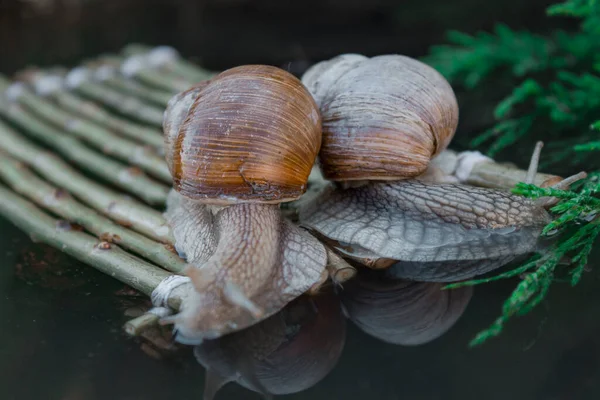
[0,44,560,340]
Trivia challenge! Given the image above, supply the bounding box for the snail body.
[297,54,551,281]
[161,65,329,344]
[298,179,551,281]
[194,291,346,399]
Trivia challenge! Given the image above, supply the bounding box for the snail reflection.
[194,290,346,400]
[339,267,473,345]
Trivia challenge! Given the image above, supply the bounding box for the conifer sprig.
[429,0,600,345]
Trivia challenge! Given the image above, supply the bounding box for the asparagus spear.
[69,77,166,126]
[0,119,173,243]
[0,184,177,304]
[6,84,171,182]
[0,103,169,206]
[0,153,185,273]
[102,75,175,107]
[121,44,216,83]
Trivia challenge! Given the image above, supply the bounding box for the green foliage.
[548,0,600,35]
[445,180,600,345]
[428,0,600,346]
[425,1,600,158]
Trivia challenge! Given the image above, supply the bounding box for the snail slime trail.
[298,54,552,282]
[161,65,329,343]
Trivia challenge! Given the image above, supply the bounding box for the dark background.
[1,1,599,400]
[1,0,566,75]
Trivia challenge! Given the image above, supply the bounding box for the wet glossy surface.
[1,216,600,400]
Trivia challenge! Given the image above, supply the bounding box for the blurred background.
[0,0,569,75]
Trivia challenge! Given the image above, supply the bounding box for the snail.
[339,268,472,345]
[194,290,346,400]
[296,54,582,282]
[160,65,331,344]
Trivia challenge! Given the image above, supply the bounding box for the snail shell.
[194,291,346,399]
[301,54,458,181]
[163,65,322,204]
[339,269,472,345]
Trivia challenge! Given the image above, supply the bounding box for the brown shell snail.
[161,65,331,344]
[296,54,572,282]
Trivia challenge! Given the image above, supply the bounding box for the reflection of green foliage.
[426,1,600,345]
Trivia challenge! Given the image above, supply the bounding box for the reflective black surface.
[1,217,600,399]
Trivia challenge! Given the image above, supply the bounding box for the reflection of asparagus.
[0,107,169,206]
[0,121,173,243]
[7,86,171,182]
[0,154,184,273]
[0,184,179,305]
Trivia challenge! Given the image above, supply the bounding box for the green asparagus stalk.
[51,89,166,149]
[121,44,216,83]
[0,120,173,243]
[0,184,178,303]
[0,102,169,205]
[103,54,193,92]
[72,80,166,126]
[86,55,184,104]
[15,67,168,150]
[102,75,176,107]
[9,86,171,182]
[124,313,162,336]
[124,58,192,92]
[0,154,185,273]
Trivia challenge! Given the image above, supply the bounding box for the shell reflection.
[194,290,346,399]
[340,269,472,345]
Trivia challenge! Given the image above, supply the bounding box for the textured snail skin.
[301,54,458,181]
[194,291,346,399]
[163,65,322,204]
[297,180,551,281]
[160,65,326,342]
[163,191,328,343]
[339,270,472,345]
